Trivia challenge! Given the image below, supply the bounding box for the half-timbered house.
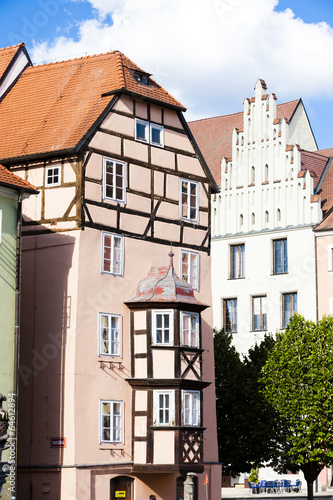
[0,44,221,500]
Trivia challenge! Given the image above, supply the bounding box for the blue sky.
[1,0,333,150]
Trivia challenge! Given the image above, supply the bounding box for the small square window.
[100,400,124,443]
[99,313,121,356]
[45,165,61,187]
[180,311,199,348]
[182,390,200,427]
[152,310,174,345]
[103,158,126,203]
[102,233,124,276]
[223,298,237,333]
[180,179,199,222]
[273,238,288,274]
[180,250,199,290]
[153,390,175,426]
[282,292,297,328]
[252,296,267,331]
[134,73,148,85]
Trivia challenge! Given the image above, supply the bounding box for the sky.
[0,0,333,149]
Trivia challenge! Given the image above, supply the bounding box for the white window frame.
[153,390,175,426]
[101,232,124,276]
[100,400,124,443]
[282,292,297,329]
[182,390,200,427]
[180,250,199,291]
[152,310,174,345]
[180,311,199,348]
[273,238,288,274]
[252,296,267,331]
[103,158,126,204]
[99,313,122,356]
[179,178,199,223]
[223,298,237,333]
[230,244,245,279]
[135,119,164,147]
[328,245,333,272]
[45,165,61,187]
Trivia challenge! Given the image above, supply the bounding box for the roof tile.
[0,164,37,192]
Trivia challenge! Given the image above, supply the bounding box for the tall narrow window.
[230,244,245,279]
[182,390,200,426]
[180,179,199,222]
[181,312,199,347]
[102,233,124,276]
[103,158,126,203]
[153,310,173,345]
[180,250,199,290]
[251,166,255,184]
[100,400,123,443]
[252,296,267,331]
[282,292,297,328]
[223,299,237,333]
[153,390,175,426]
[239,214,244,232]
[99,313,121,356]
[273,238,288,274]
[265,164,269,181]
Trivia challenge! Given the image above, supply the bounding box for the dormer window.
[134,72,149,85]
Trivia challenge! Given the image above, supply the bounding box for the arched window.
[225,178,228,190]
[251,166,255,184]
[251,213,255,229]
[240,214,244,232]
[265,211,269,224]
[265,164,269,181]
[277,208,281,225]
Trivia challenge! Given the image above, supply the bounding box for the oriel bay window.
[102,232,123,276]
[103,158,126,203]
[100,400,123,443]
[180,179,199,222]
[99,313,121,356]
[153,390,175,426]
[182,390,200,426]
[252,296,267,331]
[180,311,199,348]
[152,310,174,345]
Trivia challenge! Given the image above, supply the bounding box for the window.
[223,299,237,333]
[252,296,267,331]
[180,179,199,222]
[45,165,61,187]
[251,166,255,183]
[103,158,126,203]
[182,390,200,426]
[282,292,297,328]
[265,164,269,181]
[180,250,199,290]
[152,310,173,345]
[135,119,164,147]
[180,312,199,347]
[100,400,123,443]
[134,72,148,85]
[230,244,244,279]
[102,233,124,276]
[99,313,121,356]
[273,238,288,274]
[153,390,175,426]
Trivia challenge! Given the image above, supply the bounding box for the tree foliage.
[260,314,333,500]
[214,328,278,476]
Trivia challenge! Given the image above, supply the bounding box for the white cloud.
[31,0,333,122]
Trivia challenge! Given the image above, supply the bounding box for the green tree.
[261,314,333,500]
[214,329,277,476]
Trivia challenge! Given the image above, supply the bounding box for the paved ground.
[222,487,333,499]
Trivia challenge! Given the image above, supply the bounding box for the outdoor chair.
[259,480,267,493]
[291,479,301,492]
[273,480,281,493]
[266,481,274,493]
[280,479,291,493]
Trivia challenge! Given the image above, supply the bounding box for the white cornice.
[212,223,316,241]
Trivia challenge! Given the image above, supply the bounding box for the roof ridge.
[31,50,118,70]
[114,51,126,88]
[0,43,25,52]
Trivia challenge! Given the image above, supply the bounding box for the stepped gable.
[0,164,37,193]
[125,251,207,308]
[0,49,185,162]
[189,99,300,186]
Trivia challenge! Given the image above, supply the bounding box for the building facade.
[0,45,221,499]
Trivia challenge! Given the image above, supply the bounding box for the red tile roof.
[189,100,300,185]
[317,147,333,158]
[300,150,329,189]
[0,43,23,81]
[125,251,206,308]
[0,49,184,162]
[0,164,37,193]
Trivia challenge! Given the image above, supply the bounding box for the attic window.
[134,72,149,85]
[45,165,61,187]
